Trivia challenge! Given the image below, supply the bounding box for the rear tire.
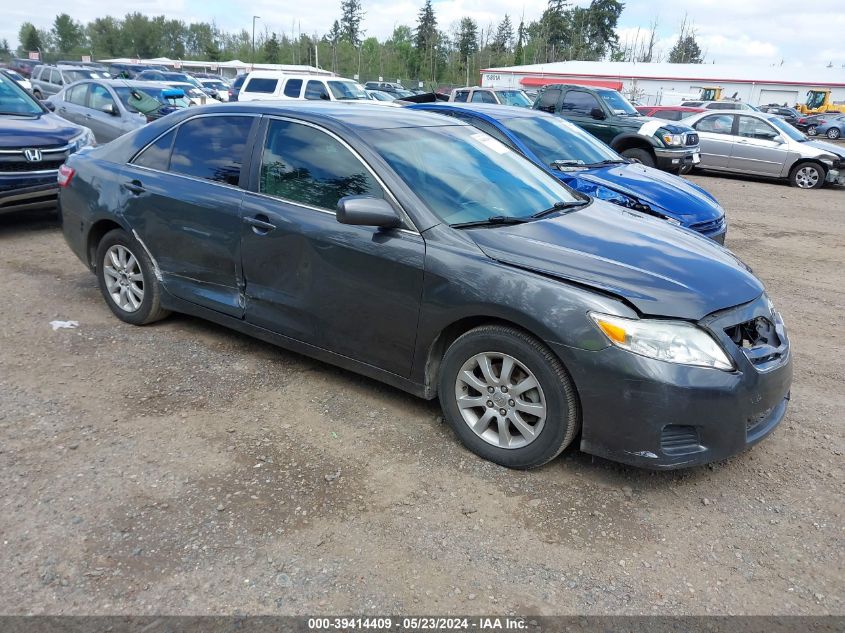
[95,229,170,325]
[620,147,656,168]
[438,325,580,469]
[827,128,841,140]
[789,162,825,189]
[807,125,817,136]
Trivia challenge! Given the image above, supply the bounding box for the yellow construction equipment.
[699,86,723,101]
[796,89,845,114]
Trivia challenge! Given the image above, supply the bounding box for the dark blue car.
[0,71,95,215]
[409,103,727,243]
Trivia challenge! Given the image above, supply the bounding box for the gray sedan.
[685,110,845,189]
[48,79,188,144]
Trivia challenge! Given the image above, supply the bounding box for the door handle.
[123,180,145,195]
[244,215,276,234]
[84,113,92,119]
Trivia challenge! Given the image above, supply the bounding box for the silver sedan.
[684,110,845,189]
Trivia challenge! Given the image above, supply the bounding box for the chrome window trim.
[258,115,420,234]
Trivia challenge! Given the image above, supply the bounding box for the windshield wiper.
[586,159,629,166]
[451,215,533,229]
[551,159,586,170]
[530,199,590,219]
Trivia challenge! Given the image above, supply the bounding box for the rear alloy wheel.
[789,162,825,189]
[95,229,170,325]
[620,147,656,167]
[826,128,841,140]
[807,125,817,136]
[438,325,580,469]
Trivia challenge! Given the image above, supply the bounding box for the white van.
[238,71,369,102]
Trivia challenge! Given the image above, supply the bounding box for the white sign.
[210,64,218,71]
[174,61,182,69]
[81,55,91,63]
[28,51,40,60]
[353,74,359,80]
[484,74,501,82]
[378,76,383,82]
[418,81,423,88]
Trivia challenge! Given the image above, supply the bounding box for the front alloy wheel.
[807,125,817,136]
[455,352,546,449]
[790,162,824,189]
[439,325,580,469]
[827,128,841,140]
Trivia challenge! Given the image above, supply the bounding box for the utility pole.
[252,16,261,69]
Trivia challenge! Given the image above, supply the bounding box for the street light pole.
[252,16,261,69]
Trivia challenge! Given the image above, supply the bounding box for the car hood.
[557,162,724,225]
[465,201,763,320]
[619,115,693,134]
[0,112,84,147]
[803,139,845,159]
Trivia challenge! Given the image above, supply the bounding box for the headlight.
[590,312,734,370]
[70,128,96,153]
[661,133,684,146]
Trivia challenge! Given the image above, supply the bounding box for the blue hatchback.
[409,103,727,243]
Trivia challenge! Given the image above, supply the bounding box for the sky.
[3,0,844,68]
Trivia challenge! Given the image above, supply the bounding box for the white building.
[479,61,845,107]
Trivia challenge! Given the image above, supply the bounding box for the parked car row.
[56,100,794,471]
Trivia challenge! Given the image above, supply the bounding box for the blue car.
[0,71,95,215]
[409,103,727,243]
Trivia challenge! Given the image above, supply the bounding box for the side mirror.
[590,107,606,120]
[102,103,118,116]
[540,104,555,114]
[336,196,401,229]
[43,101,56,112]
[772,135,785,144]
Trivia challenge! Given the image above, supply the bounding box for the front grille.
[686,133,699,146]
[690,216,725,234]
[0,159,65,173]
[724,316,785,366]
[660,425,702,455]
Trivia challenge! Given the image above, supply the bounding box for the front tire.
[438,325,580,469]
[619,147,656,167]
[807,125,817,136]
[95,229,170,325]
[789,162,825,189]
[827,128,841,140]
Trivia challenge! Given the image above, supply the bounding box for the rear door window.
[168,116,255,186]
[244,78,278,94]
[537,88,562,112]
[694,114,736,135]
[453,91,469,102]
[283,78,303,98]
[738,116,779,140]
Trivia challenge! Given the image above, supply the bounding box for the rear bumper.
[0,175,58,215]
[550,296,792,469]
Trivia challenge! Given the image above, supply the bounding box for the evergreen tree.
[340,0,364,45]
[264,32,281,63]
[668,17,703,63]
[513,19,525,65]
[53,14,85,53]
[18,22,42,56]
[414,0,438,78]
[457,17,478,63]
[492,15,513,53]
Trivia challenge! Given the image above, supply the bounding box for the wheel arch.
[611,133,656,157]
[422,315,564,399]
[86,218,127,269]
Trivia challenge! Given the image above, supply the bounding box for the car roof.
[414,102,540,120]
[164,101,464,131]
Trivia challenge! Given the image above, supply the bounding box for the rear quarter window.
[283,79,303,98]
[244,78,278,94]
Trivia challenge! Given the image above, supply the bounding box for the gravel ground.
[0,172,843,616]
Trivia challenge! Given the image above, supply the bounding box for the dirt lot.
[0,173,843,616]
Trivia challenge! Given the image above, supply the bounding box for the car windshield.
[64,69,104,82]
[328,80,368,100]
[597,90,639,115]
[367,125,577,225]
[203,80,226,89]
[496,90,532,107]
[0,73,43,115]
[768,116,807,141]
[5,70,24,81]
[500,115,621,167]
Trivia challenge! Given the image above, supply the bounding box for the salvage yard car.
[60,102,792,470]
[534,84,701,172]
[686,110,845,189]
[409,103,727,242]
[0,71,94,215]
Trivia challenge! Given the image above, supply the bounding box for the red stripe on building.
[520,76,623,90]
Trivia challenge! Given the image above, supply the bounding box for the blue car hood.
[556,162,724,226]
[466,201,762,320]
[0,112,83,148]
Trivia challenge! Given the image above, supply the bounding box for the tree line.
[5,1,706,87]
